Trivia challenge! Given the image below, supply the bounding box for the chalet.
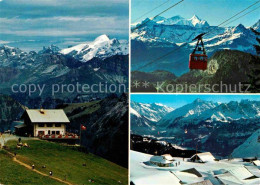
[189,152,216,163]
[149,155,174,167]
[15,109,70,137]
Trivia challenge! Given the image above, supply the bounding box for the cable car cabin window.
[55,123,61,127]
[46,123,53,127]
[38,123,45,127]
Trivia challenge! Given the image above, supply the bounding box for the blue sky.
[0,0,129,51]
[132,0,260,27]
[131,94,260,108]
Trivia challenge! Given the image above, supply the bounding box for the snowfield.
[130,150,260,185]
[232,129,260,158]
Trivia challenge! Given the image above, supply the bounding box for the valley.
[131,97,260,158]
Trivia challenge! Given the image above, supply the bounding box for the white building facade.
[21,109,70,137]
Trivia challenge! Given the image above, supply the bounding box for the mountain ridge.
[131,16,259,75]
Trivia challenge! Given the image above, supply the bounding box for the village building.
[181,168,203,177]
[215,172,243,185]
[252,160,260,166]
[15,109,70,137]
[149,155,174,167]
[227,166,256,181]
[189,152,216,163]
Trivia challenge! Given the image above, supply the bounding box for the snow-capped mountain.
[132,15,221,45]
[252,19,260,31]
[0,40,129,98]
[131,15,259,75]
[158,99,260,127]
[131,102,174,122]
[158,98,219,127]
[60,35,128,62]
[232,128,260,158]
[132,15,257,50]
[156,15,210,28]
[130,108,156,133]
[131,99,260,157]
[201,24,256,54]
[130,102,174,134]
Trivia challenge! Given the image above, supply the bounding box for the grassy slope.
[0,150,63,185]
[5,140,127,185]
[62,101,101,120]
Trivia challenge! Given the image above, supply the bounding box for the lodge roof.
[22,109,70,123]
[191,152,216,162]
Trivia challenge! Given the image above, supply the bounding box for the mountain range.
[131,15,260,76]
[0,35,129,167]
[60,35,128,62]
[159,98,260,127]
[131,101,174,122]
[0,35,129,101]
[131,98,260,157]
[130,102,173,133]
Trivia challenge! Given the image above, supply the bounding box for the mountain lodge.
[15,109,70,137]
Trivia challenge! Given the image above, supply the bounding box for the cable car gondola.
[189,33,207,70]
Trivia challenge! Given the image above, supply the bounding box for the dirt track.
[4,150,74,185]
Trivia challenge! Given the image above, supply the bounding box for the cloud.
[0,40,10,44]
[5,0,128,6]
[0,16,128,37]
[0,0,129,51]
[0,0,129,18]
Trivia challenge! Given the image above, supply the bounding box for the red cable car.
[189,33,207,70]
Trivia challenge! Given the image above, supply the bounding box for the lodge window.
[46,123,53,127]
[56,131,60,135]
[38,123,45,127]
[55,123,61,127]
